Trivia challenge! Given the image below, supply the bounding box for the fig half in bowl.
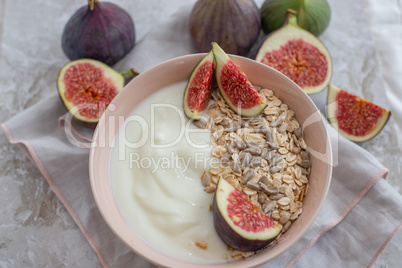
[89,54,333,267]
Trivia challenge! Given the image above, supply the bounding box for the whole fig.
[261,0,331,36]
[189,0,261,56]
[61,0,135,66]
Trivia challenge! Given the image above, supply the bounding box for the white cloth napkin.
[364,0,402,151]
[1,0,402,267]
[2,90,401,267]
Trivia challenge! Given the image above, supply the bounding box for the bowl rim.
[89,53,333,267]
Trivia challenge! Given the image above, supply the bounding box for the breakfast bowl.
[89,53,333,267]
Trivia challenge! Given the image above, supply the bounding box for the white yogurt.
[110,81,231,263]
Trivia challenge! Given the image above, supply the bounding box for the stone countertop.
[0,0,401,267]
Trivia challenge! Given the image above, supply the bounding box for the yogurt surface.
[110,81,231,263]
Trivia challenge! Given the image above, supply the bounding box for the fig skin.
[260,0,331,37]
[61,0,135,66]
[190,0,261,56]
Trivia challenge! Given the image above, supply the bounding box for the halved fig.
[57,58,137,127]
[213,177,282,252]
[253,9,332,94]
[183,51,215,119]
[327,84,391,142]
[212,42,267,117]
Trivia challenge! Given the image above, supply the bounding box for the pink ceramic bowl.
[89,54,333,267]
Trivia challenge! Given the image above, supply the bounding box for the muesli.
[197,85,310,258]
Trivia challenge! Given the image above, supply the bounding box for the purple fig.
[61,0,135,66]
[189,0,261,56]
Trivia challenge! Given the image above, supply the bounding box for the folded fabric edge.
[368,223,402,268]
[1,123,110,268]
[285,168,389,268]
[1,122,394,267]
[2,123,34,163]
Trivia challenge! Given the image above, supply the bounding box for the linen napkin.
[2,87,401,268]
[364,0,402,151]
[2,1,402,268]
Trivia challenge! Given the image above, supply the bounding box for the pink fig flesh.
[183,51,215,119]
[327,85,391,142]
[212,42,267,117]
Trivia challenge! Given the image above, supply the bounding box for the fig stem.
[88,0,98,11]
[286,9,298,26]
[121,68,140,85]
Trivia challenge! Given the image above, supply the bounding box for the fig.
[261,0,331,36]
[213,177,282,252]
[212,43,267,117]
[327,84,391,142]
[189,0,261,56]
[183,51,215,119]
[253,9,332,94]
[61,0,135,66]
[57,58,138,127]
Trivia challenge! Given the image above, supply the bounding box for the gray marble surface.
[0,0,401,267]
